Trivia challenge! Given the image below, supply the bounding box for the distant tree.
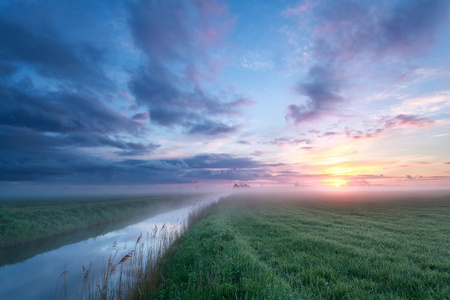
[233,183,251,188]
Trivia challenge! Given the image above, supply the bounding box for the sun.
[323,178,348,188]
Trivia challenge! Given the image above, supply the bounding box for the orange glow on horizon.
[323,178,349,188]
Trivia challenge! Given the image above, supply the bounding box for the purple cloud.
[345,128,384,140]
[308,0,449,61]
[381,114,434,129]
[264,137,312,147]
[251,150,265,156]
[313,114,433,141]
[127,0,248,135]
[285,0,449,123]
[287,65,342,123]
[322,131,339,137]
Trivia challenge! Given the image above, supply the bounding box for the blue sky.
[1,0,450,193]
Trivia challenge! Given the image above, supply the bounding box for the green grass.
[0,193,202,247]
[151,192,450,299]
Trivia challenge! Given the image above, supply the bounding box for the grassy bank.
[151,192,450,299]
[0,194,203,247]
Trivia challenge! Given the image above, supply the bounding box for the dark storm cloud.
[131,112,149,120]
[0,125,159,160]
[0,0,162,185]
[182,154,260,169]
[67,133,160,155]
[286,0,449,123]
[1,133,265,183]
[187,120,237,135]
[128,68,244,134]
[0,84,139,134]
[0,17,110,89]
[127,0,250,135]
[0,0,261,186]
[0,0,160,157]
[0,152,192,184]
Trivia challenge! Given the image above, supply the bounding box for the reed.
[58,200,218,300]
[54,270,69,300]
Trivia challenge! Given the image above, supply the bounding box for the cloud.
[285,0,449,123]
[406,174,423,180]
[127,0,248,135]
[182,154,260,169]
[186,120,237,135]
[286,65,342,123]
[238,140,251,145]
[322,131,339,137]
[0,84,139,134]
[0,143,264,184]
[0,1,163,160]
[381,114,434,129]
[128,67,249,135]
[0,14,110,90]
[131,112,149,120]
[345,128,384,140]
[127,0,232,68]
[264,137,312,147]
[391,90,450,115]
[312,114,433,141]
[308,0,449,61]
[251,151,265,156]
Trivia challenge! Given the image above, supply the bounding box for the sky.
[1,0,450,194]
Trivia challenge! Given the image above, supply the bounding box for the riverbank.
[149,192,450,299]
[0,193,206,247]
[0,194,221,299]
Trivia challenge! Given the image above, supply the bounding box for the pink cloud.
[381,114,433,129]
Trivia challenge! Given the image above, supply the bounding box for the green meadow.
[150,192,450,299]
[0,194,198,247]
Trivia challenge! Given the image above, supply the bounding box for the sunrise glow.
[1,0,450,195]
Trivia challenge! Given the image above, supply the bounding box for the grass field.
[151,191,450,299]
[0,193,202,247]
